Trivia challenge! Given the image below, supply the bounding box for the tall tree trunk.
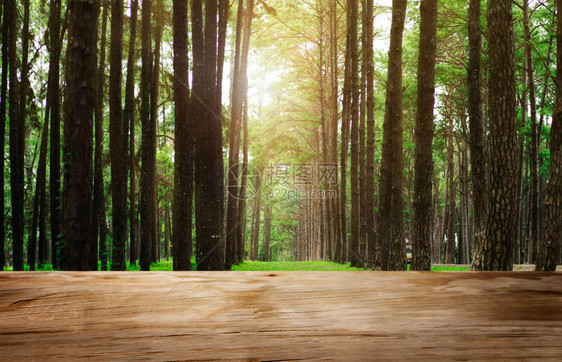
[110,0,127,270]
[49,0,62,270]
[172,0,193,270]
[7,0,23,270]
[150,1,164,264]
[140,0,154,270]
[29,109,50,271]
[0,0,8,269]
[338,4,351,265]
[376,0,407,271]
[37,105,51,268]
[523,0,539,264]
[349,0,360,267]
[193,0,225,270]
[62,0,99,270]
[535,0,562,271]
[93,0,109,271]
[483,0,518,270]
[262,204,271,262]
[226,0,254,269]
[445,110,455,264]
[236,79,250,262]
[125,0,139,266]
[365,0,375,268]
[252,188,262,260]
[468,0,487,270]
[412,0,438,271]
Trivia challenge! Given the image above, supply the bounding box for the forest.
[0,0,560,272]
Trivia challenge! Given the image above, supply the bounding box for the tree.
[0,0,9,270]
[412,0,438,271]
[535,0,561,272]
[375,0,407,271]
[523,0,539,264]
[109,0,127,271]
[93,0,109,271]
[364,0,376,268]
[125,0,139,265]
[348,0,360,267]
[7,0,24,271]
[62,0,99,270]
[49,0,63,269]
[468,0,487,271]
[140,0,154,271]
[172,0,193,271]
[192,0,225,270]
[482,0,518,271]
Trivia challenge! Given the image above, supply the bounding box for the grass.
[232,261,364,271]
[2,261,505,272]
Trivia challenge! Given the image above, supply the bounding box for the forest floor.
[4,260,561,271]
[1,271,561,359]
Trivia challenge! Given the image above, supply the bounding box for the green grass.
[232,261,364,271]
[0,261,485,272]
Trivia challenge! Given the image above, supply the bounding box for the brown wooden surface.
[1,271,562,360]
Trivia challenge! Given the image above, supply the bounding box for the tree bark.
[49,0,63,270]
[125,0,139,266]
[535,0,562,271]
[412,0,438,271]
[29,108,50,270]
[0,0,8,270]
[172,0,193,270]
[468,0,487,270]
[140,0,154,270]
[349,0,360,267]
[262,204,271,262]
[482,0,518,271]
[62,0,99,270]
[6,0,23,270]
[523,0,539,264]
[376,0,407,271]
[109,0,127,271]
[93,0,109,271]
[193,0,225,270]
[445,109,455,264]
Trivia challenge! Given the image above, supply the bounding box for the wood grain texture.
[1,271,562,360]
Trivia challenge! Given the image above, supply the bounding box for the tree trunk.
[62,0,99,270]
[348,0,360,267]
[49,0,62,270]
[535,0,562,271]
[482,0,518,270]
[6,0,23,270]
[172,0,193,270]
[93,0,109,271]
[150,2,164,264]
[376,0,407,271]
[0,0,8,270]
[109,0,127,271]
[125,0,139,266]
[252,188,262,261]
[140,0,154,270]
[192,0,225,270]
[523,0,539,264]
[29,108,50,270]
[227,0,255,269]
[412,0,438,271]
[445,110,455,264]
[262,204,271,262]
[236,78,250,262]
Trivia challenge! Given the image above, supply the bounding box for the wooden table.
[1,271,562,360]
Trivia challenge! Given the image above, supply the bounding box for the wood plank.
[1,271,562,360]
